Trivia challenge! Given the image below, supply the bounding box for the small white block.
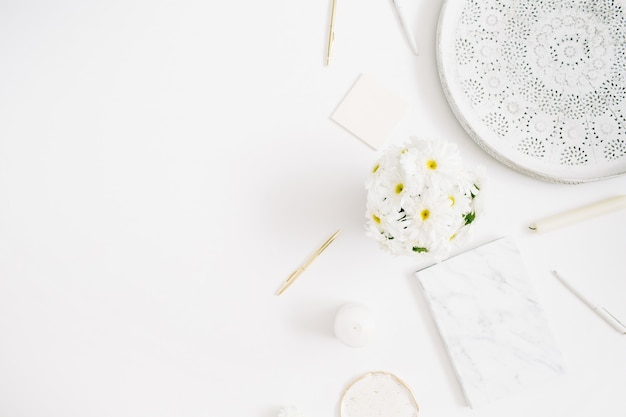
[331,74,409,150]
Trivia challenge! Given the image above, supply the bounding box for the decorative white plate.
[340,372,419,417]
[437,0,626,183]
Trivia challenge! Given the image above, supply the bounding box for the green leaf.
[464,211,476,225]
[412,246,429,253]
[470,183,480,199]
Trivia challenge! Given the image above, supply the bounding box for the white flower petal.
[365,137,484,260]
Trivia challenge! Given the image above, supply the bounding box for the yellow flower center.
[395,183,404,194]
[426,159,438,170]
[420,209,430,221]
[372,164,380,173]
[372,214,381,224]
[449,233,457,241]
[448,195,455,206]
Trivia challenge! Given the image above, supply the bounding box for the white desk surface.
[1,1,625,416]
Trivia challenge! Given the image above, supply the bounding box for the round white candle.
[334,303,376,348]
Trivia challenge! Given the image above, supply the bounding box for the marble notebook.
[416,236,565,408]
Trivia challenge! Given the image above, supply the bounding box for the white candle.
[334,303,376,348]
[529,195,626,233]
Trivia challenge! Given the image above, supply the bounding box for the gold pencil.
[326,0,338,66]
[276,229,341,295]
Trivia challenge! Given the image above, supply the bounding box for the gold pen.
[326,0,337,66]
[276,229,341,295]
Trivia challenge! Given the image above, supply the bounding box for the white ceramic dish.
[340,372,419,417]
[437,0,626,183]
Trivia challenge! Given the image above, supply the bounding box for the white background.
[1,0,625,416]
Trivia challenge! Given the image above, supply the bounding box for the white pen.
[390,0,419,55]
[552,270,626,334]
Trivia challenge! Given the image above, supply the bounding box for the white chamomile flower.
[278,405,305,417]
[411,136,463,185]
[364,137,484,261]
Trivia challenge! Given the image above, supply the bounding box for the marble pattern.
[417,236,565,408]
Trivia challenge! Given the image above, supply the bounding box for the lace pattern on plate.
[440,0,626,182]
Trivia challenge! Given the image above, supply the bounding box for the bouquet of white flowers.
[365,137,483,261]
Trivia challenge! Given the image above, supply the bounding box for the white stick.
[553,270,626,334]
[529,195,626,233]
[390,0,418,55]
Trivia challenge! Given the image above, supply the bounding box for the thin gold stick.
[276,229,341,295]
[326,0,337,66]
